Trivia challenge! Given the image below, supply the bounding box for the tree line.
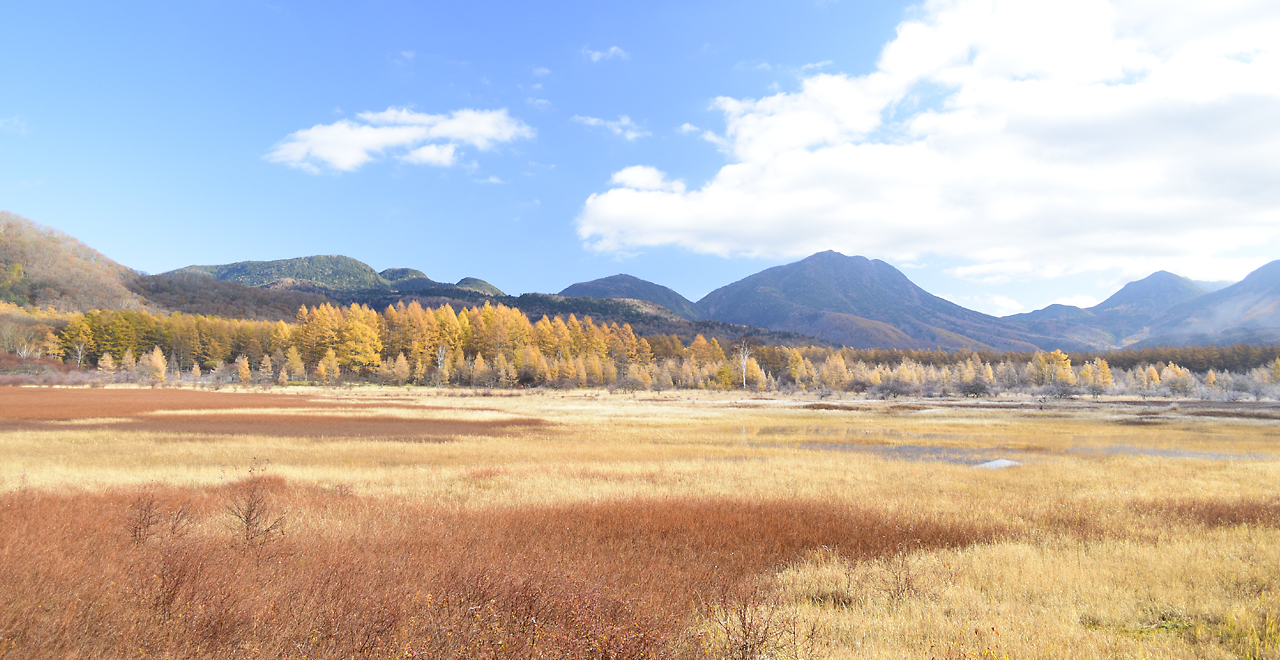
[2,299,1279,398]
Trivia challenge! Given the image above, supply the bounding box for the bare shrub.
[224,466,288,550]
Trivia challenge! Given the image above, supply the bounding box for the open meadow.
[1,385,1278,659]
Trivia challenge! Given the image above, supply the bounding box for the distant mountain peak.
[1091,270,1204,314]
[456,277,504,297]
[559,274,705,320]
[697,251,1042,351]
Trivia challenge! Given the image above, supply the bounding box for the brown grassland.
[1,385,1278,659]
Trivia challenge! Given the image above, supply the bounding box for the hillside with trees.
[177,255,389,291]
[0,212,144,312]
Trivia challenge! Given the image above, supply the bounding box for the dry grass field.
[1,385,1278,658]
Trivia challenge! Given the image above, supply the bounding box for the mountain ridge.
[698,251,1049,351]
[559,274,706,321]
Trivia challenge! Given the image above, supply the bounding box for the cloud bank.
[577,0,1280,282]
[267,107,533,173]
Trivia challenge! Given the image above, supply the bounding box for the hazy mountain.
[456,277,505,297]
[698,251,1044,351]
[1005,271,1208,348]
[1093,271,1206,317]
[0,212,144,312]
[559,274,706,321]
[1136,260,1280,345]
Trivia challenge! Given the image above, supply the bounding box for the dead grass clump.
[0,482,1013,658]
[802,403,859,411]
[1133,497,1280,528]
[1187,409,1280,420]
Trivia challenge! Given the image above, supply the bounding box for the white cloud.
[679,123,700,134]
[572,115,650,140]
[526,97,551,110]
[577,0,1280,283]
[801,60,834,71]
[268,107,533,173]
[533,66,551,76]
[610,166,686,193]
[583,46,629,62]
[475,175,505,184]
[402,143,456,166]
[0,116,27,134]
[1052,294,1102,308]
[400,50,415,60]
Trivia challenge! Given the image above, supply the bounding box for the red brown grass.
[0,480,1010,659]
[0,388,543,440]
[1132,497,1280,528]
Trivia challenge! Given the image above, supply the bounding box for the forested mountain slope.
[0,212,143,312]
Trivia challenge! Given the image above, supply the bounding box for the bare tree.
[736,341,753,390]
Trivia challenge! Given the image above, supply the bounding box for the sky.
[3,0,1278,316]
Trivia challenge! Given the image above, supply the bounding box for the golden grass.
[1,385,1278,658]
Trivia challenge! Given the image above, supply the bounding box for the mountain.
[0,212,144,312]
[697,251,1044,351]
[559,274,706,321]
[457,277,505,297]
[127,272,333,321]
[1136,260,1280,345]
[0,213,334,320]
[1005,271,1208,348]
[178,255,388,292]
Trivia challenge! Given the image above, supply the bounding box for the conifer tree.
[235,355,251,384]
[59,317,96,369]
[144,346,167,382]
[285,347,305,381]
[98,352,116,374]
[392,352,410,386]
[320,349,340,385]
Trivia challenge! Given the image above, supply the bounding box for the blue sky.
[3,0,1278,315]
